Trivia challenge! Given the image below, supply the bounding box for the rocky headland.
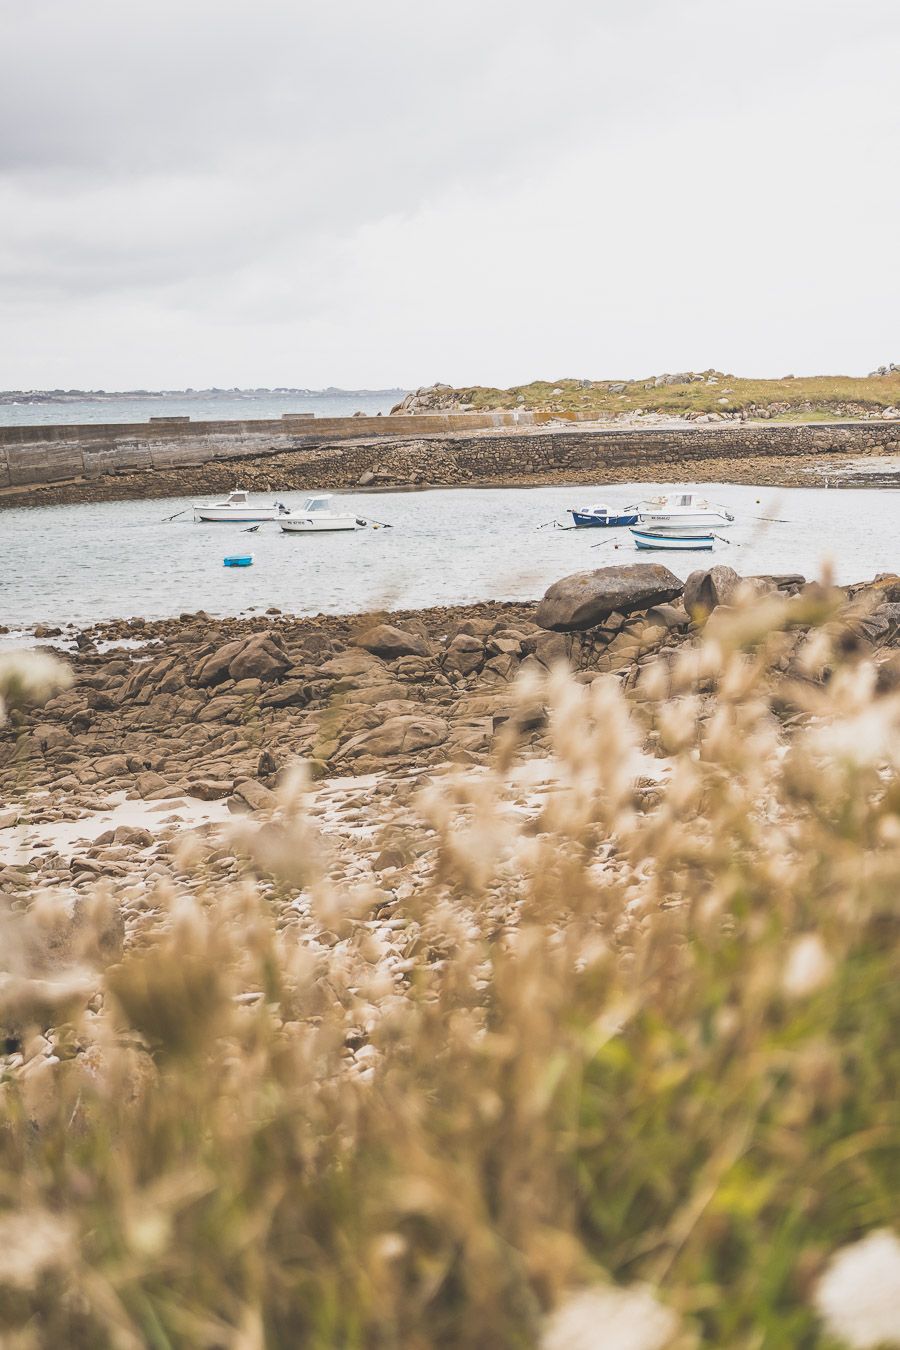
[394,370,900,422]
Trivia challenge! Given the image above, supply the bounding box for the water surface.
[0,389,404,427]
[1,483,896,636]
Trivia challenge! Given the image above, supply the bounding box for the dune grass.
[1,594,899,1347]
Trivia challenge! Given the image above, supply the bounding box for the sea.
[1,482,896,641]
[0,389,406,427]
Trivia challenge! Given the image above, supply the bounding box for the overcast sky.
[1,0,897,389]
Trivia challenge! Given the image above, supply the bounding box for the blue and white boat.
[568,502,639,528]
[630,528,713,552]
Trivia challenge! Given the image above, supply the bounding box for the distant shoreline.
[0,388,409,430]
[0,386,407,402]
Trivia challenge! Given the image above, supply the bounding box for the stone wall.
[0,410,551,490]
[440,421,900,480]
[1,414,898,503]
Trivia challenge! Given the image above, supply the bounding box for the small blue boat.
[223,554,254,567]
[569,502,638,528]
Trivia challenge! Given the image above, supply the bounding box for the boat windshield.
[226,491,249,505]
[302,496,332,512]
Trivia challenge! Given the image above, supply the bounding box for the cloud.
[1,0,898,386]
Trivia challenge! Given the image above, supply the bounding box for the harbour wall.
[0,414,898,504]
[0,410,547,490]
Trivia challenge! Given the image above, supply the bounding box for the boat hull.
[570,511,638,528]
[631,529,714,551]
[637,511,732,530]
[223,555,254,567]
[194,507,282,522]
[279,515,361,533]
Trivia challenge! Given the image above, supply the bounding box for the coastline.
[4,566,899,882]
[5,563,899,1344]
[2,418,899,510]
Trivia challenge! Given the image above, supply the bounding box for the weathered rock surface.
[9,573,898,896]
[684,567,808,615]
[226,634,291,684]
[337,714,449,761]
[441,633,486,676]
[683,565,745,615]
[536,564,683,632]
[193,634,290,687]
[355,624,430,660]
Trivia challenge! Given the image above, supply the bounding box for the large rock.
[683,565,744,615]
[848,573,900,605]
[683,567,802,616]
[228,634,291,684]
[319,649,381,679]
[337,714,449,760]
[536,565,683,632]
[187,778,233,800]
[441,633,485,677]
[355,624,430,660]
[193,634,290,686]
[230,779,278,813]
[193,639,244,688]
[522,630,570,668]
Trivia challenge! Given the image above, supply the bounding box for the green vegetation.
[445,371,900,421]
[2,597,900,1347]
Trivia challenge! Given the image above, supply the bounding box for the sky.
[1,0,898,390]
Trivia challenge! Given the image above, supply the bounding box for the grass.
[441,372,900,421]
[1,594,900,1346]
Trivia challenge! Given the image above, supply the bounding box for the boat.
[193,489,291,523]
[568,502,638,528]
[279,494,364,533]
[223,553,254,567]
[630,527,714,551]
[635,492,734,530]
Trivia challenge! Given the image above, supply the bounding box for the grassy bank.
[421,372,900,421]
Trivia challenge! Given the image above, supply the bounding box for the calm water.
[1,483,897,638]
[0,390,405,427]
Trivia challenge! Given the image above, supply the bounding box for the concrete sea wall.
[0,412,898,502]
[0,410,546,490]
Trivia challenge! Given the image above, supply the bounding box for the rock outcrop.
[193,633,290,687]
[354,624,431,660]
[536,564,683,632]
[683,567,807,615]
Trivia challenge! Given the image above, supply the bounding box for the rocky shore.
[4,564,900,910]
[3,559,900,1213]
[5,562,899,1342]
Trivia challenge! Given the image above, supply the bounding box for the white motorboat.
[636,492,734,530]
[279,494,364,533]
[193,489,291,523]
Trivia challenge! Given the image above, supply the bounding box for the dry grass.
[448,373,900,421]
[1,597,899,1348]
